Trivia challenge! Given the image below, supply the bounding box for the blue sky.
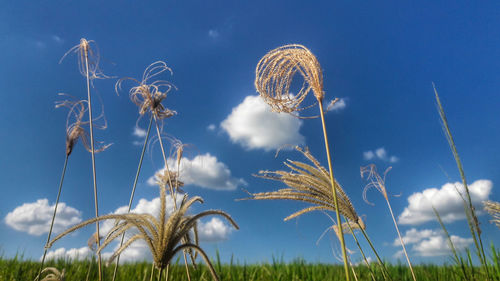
[0,0,499,265]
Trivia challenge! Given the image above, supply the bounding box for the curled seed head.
[255,44,324,114]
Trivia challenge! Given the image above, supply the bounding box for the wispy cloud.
[43,247,92,261]
[133,126,147,138]
[147,153,247,191]
[221,95,305,151]
[207,124,216,131]
[398,179,493,225]
[5,199,82,236]
[208,29,220,39]
[363,147,399,163]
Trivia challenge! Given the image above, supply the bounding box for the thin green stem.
[434,85,490,280]
[84,48,102,281]
[318,101,350,281]
[111,116,153,281]
[386,200,416,281]
[150,263,155,281]
[37,155,69,280]
[345,220,376,281]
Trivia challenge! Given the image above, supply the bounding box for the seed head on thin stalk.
[241,146,360,226]
[361,164,416,281]
[116,61,177,120]
[255,44,324,114]
[39,267,66,281]
[60,38,110,81]
[55,94,111,156]
[255,44,351,280]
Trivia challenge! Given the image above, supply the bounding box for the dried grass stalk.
[484,200,500,228]
[255,44,324,114]
[55,94,111,156]
[116,61,177,120]
[40,267,65,281]
[243,146,359,224]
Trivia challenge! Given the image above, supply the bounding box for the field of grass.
[3,255,500,281]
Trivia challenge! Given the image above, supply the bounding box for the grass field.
[3,254,499,281]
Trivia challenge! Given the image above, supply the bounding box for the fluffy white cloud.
[363,147,398,163]
[197,217,234,242]
[5,199,82,236]
[326,98,347,112]
[394,228,473,257]
[147,153,247,191]
[221,95,305,151]
[44,247,93,261]
[398,179,493,225]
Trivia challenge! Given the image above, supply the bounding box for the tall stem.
[37,155,69,280]
[317,101,350,281]
[84,48,102,281]
[153,115,192,279]
[111,116,153,281]
[345,220,376,281]
[387,200,416,281]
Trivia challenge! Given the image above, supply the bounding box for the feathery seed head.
[484,200,500,228]
[255,44,324,115]
[60,38,109,80]
[116,61,177,120]
[55,95,111,156]
[361,164,391,203]
[245,146,359,223]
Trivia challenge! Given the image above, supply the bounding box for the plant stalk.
[317,101,350,281]
[37,154,69,280]
[111,116,153,281]
[84,46,102,281]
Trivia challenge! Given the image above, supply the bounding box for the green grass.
[1,255,498,281]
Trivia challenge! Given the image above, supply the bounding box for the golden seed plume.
[255,44,324,115]
[241,146,359,223]
[484,200,500,228]
[60,38,109,81]
[40,267,65,281]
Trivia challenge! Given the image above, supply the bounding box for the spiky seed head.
[255,44,324,114]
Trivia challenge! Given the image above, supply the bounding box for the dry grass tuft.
[40,267,65,281]
[60,38,109,80]
[47,182,238,280]
[55,94,111,156]
[242,146,359,224]
[255,44,324,115]
[484,200,500,228]
[116,61,177,120]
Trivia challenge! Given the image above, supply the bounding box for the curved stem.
[112,116,153,281]
[84,45,102,281]
[37,155,69,280]
[318,101,350,281]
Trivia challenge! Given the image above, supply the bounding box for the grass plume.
[361,164,416,281]
[484,201,500,229]
[255,44,350,280]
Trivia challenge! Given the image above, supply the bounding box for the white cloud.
[197,217,234,242]
[221,95,305,151]
[147,153,247,191]
[363,147,398,163]
[44,247,93,261]
[133,126,147,138]
[5,199,82,236]
[326,98,347,112]
[207,124,216,131]
[394,228,473,257]
[208,29,220,39]
[398,179,493,225]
